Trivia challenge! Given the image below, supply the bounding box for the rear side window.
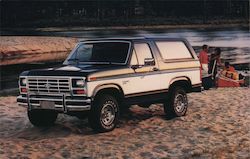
[156,41,192,60]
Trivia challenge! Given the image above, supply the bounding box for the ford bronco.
[17,37,201,132]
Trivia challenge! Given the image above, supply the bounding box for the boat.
[217,70,245,87]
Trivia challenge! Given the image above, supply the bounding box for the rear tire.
[164,87,188,118]
[28,109,58,127]
[88,95,119,132]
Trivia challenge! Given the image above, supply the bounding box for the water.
[2,27,250,66]
[1,27,249,94]
[51,27,250,66]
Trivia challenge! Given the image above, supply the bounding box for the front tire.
[164,87,188,118]
[88,95,119,133]
[28,109,58,127]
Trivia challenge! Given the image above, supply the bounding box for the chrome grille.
[27,77,70,94]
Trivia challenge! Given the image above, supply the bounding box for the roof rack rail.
[78,36,187,42]
[79,36,146,42]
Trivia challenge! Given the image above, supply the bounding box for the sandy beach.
[0,87,249,158]
[0,36,77,65]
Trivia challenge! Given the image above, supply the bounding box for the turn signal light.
[21,88,27,93]
[74,90,85,94]
[90,77,97,81]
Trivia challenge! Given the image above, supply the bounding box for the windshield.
[65,41,130,65]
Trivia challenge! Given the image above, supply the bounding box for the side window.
[156,41,192,60]
[130,50,138,65]
[134,43,153,65]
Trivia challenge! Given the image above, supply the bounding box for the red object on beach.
[217,78,240,87]
[217,76,245,87]
[217,70,245,87]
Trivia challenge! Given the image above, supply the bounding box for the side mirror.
[144,58,155,66]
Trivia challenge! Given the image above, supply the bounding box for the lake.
[52,27,249,67]
[1,27,249,94]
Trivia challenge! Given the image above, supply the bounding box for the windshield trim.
[64,40,132,65]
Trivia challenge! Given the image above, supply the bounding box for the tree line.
[1,0,249,28]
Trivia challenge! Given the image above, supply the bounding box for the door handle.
[152,67,159,71]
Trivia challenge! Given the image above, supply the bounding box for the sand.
[0,36,77,65]
[0,87,249,158]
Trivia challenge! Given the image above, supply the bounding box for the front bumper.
[17,93,91,112]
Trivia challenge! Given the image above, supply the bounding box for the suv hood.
[20,64,123,77]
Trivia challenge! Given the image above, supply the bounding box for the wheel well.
[94,88,124,104]
[169,80,192,93]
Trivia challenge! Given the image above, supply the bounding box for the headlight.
[76,80,84,87]
[72,79,85,87]
[20,78,27,86]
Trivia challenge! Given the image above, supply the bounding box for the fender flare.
[169,76,192,90]
[92,83,124,98]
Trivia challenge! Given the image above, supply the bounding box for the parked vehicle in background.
[17,37,201,132]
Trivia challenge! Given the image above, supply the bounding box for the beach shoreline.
[0,36,77,66]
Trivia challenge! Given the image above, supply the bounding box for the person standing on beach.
[199,45,209,77]
[209,47,222,84]
[214,48,222,66]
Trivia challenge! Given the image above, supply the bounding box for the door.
[125,42,162,97]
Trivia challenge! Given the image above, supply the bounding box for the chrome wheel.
[88,95,119,132]
[164,86,188,118]
[100,101,116,126]
[174,94,187,113]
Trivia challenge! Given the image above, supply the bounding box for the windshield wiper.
[67,59,121,65]
[67,58,79,62]
[78,61,112,65]
[66,58,80,66]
